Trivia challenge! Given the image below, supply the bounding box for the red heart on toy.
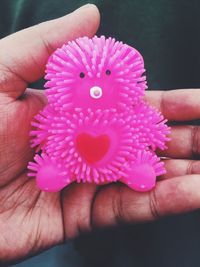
[76,133,110,164]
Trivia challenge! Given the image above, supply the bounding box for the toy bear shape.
[28,36,170,192]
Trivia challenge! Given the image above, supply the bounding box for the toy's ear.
[126,44,145,67]
[126,44,146,81]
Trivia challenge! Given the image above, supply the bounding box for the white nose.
[90,86,102,99]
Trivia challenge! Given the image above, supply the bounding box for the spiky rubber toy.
[28,36,170,192]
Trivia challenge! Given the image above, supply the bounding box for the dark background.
[1,0,200,266]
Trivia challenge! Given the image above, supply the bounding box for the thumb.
[0,4,100,100]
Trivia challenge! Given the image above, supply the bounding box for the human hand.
[1,3,200,264]
[0,4,100,264]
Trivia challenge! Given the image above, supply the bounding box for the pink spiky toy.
[28,36,170,192]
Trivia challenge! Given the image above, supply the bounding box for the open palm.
[1,4,200,265]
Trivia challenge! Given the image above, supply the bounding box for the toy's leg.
[120,151,165,192]
[28,153,71,192]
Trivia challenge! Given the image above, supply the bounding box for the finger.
[0,4,100,99]
[158,125,200,159]
[159,159,200,180]
[92,174,200,226]
[61,183,98,239]
[145,89,200,121]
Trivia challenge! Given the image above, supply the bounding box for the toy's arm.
[30,105,53,150]
[134,101,170,151]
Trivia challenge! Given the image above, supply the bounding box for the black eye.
[106,69,111,76]
[80,72,85,78]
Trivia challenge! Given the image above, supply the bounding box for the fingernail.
[75,3,93,12]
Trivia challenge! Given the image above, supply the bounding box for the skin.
[1,3,200,265]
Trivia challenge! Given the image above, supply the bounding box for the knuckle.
[160,90,166,116]
[187,160,200,174]
[112,185,126,224]
[35,24,53,57]
[149,190,160,220]
[0,66,11,92]
[0,63,25,99]
[191,126,200,158]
